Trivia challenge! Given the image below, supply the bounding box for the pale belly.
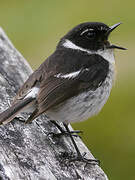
[46,64,115,124]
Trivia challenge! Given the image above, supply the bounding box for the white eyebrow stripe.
[63,39,115,64]
[54,70,81,79]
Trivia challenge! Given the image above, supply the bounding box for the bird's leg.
[63,123,99,165]
[48,120,82,138]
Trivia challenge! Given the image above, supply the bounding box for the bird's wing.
[27,62,109,122]
[12,68,44,104]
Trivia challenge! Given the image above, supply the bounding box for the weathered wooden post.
[0,27,108,180]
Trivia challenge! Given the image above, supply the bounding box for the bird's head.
[60,22,126,52]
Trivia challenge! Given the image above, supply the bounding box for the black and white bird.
[0,22,126,163]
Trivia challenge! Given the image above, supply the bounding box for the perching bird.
[0,22,126,163]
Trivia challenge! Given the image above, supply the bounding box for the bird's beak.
[106,22,127,50]
[107,44,127,50]
[106,22,122,37]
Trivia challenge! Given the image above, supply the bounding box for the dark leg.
[63,123,99,165]
[50,120,65,133]
[49,120,82,138]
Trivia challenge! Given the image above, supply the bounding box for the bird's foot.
[69,152,100,165]
[60,151,100,165]
[50,120,82,138]
[47,130,83,138]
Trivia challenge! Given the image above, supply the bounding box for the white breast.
[46,63,115,124]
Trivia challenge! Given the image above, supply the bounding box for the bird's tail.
[0,97,35,125]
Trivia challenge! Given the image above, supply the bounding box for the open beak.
[106,22,127,50]
[107,44,127,50]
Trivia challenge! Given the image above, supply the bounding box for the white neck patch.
[63,39,115,64]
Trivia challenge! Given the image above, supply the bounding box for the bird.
[0,22,126,163]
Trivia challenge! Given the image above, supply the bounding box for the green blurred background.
[0,1,134,179]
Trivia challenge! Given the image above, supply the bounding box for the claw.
[69,154,100,165]
[47,131,81,138]
[60,151,100,165]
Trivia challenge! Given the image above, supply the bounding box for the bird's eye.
[81,30,96,39]
[85,31,96,39]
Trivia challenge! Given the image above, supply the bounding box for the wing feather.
[31,62,108,120]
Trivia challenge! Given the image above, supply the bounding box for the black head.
[60,22,126,51]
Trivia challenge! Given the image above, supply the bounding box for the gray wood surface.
[0,27,108,180]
